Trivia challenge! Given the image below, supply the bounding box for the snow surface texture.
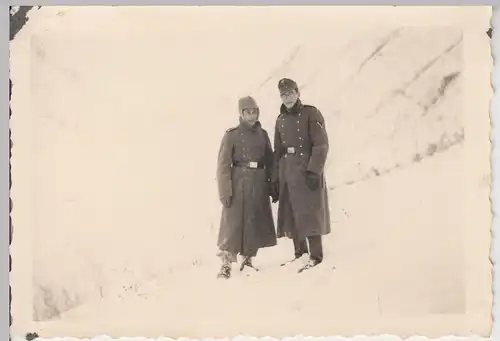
[8,6,494,341]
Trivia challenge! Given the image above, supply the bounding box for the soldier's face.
[280,89,299,108]
[241,108,259,126]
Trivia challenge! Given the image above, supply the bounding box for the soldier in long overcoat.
[271,78,331,273]
[215,96,278,279]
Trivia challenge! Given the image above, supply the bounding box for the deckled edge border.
[6,4,499,341]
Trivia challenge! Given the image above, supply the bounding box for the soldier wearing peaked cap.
[215,96,278,279]
[271,78,331,273]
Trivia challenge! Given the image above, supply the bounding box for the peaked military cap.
[238,96,259,113]
[278,78,298,94]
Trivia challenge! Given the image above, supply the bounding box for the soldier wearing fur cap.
[215,96,278,279]
[271,78,331,273]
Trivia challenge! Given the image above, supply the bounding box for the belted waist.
[280,146,312,159]
[284,146,309,155]
[233,161,266,169]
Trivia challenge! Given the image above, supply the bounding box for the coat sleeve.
[271,120,284,182]
[263,130,274,182]
[216,131,233,200]
[307,107,329,175]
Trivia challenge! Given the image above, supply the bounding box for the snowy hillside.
[9,6,491,339]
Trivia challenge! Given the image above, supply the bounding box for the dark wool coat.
[216,120,277,256]
[272,100,331,240]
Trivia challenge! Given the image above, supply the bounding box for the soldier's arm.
[307,107,329,175]
[216,131,234,200]
[263,130,274,182]
[271,121,283,182]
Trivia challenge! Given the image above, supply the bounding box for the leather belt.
[233,161,265,169]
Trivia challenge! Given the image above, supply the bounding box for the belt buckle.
[249,161,258,169]
[287,147,296,154]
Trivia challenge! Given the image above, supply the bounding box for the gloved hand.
[270,181,279,203]
[305,171,320,191]
[221,196,232,208]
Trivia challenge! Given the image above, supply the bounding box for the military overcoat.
[216,120,277,256]
[272,100,331,240]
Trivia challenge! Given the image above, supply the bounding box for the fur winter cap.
[238,96,259,113]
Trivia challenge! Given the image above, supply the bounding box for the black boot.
[240,256,259,271]
[217,263,231,279]
[297,257,322,273]
[280,253,307,267]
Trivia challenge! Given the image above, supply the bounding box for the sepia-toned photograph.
[9,5,493,340]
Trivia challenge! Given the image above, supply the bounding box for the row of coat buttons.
[281,114,306,157]
[281,117,304,141]
[239,132,260,160]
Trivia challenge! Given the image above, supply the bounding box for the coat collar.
[280,99,303,116]
[238,117,262,132]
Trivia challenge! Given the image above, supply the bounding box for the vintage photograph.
[9,5,493,340]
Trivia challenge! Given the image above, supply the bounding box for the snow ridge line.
[256,45,302,91]
[373,36,463,117]
[335,126,464,190]
[331,28,402,102]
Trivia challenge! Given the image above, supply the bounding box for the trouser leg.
[307,235,323,263]
[293,238,309,258]
[296,235,324,273]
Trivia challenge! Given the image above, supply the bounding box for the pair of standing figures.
[216,78,331,279]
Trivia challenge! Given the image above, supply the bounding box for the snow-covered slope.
[8,6,490,338]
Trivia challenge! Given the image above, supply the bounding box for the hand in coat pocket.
[305,171,320,191]
[221,196,232,208]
